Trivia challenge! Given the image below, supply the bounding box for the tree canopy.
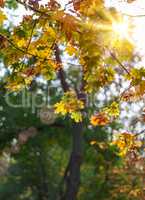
[0,0,144,200]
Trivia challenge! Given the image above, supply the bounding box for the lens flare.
[112,21,129,38]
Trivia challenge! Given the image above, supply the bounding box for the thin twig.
[1,33,81,69]
[20,17,39,74]
[122,13,145,18]
[110,52,130,75]
[135,129,145,137]
[0,33,53,61]
[25,19,38,52]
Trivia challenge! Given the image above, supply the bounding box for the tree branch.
[54,46,85,200]
[26,18,38,51]
[0,33,54,61]
[54,44,70,92]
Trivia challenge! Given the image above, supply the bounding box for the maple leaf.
[121,88,136,102]
[112,132,142,157]
[6,81,24,92]
[0,11,6,25]
[47,0,60,10]
[90,112,110,126]
[21,68,35,77]
[90,140,97,145]
[65,45,77,56]
[0,0,4,8]
[71,111,82,122]
[122,82,145,102]
[56,12,78,40]
[54,101,67,115]
[54,90,84,122]
[103,102,120,118]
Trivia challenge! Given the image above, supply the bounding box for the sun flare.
[112,21,129,39]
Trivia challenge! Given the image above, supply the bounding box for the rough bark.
[54,44,69,92]
[54,44,84,200]
[64,122,83,200]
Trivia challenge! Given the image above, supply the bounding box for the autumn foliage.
[0,0,144,200]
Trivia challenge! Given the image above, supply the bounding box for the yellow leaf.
[103,102,120,117]
[54,90,84,122]
[45,26,56,38]
[90,141,97,145]
[71,111,83,122]
[0,11,7,25]
[54,102,67,115]
[65,45,77,56]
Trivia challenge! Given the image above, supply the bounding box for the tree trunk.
[61,122,83,200]
[54,43,85,200]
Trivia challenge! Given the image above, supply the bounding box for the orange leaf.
[90,112,109,126]
[0,0,4,8]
